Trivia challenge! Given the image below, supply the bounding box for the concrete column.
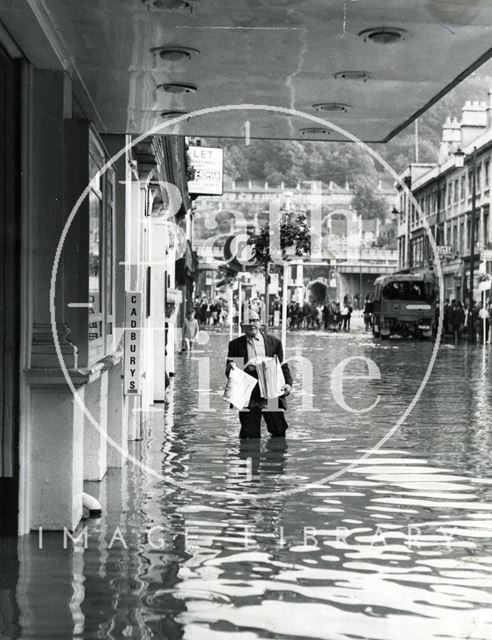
[127,396,139,441]
[29,387,84,530]
[100,135,129,466]
[83,374,108,481]
[149,219,166,402]
[106,361,128,468]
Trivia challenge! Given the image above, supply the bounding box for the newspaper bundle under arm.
[255,355,285,399]
[222,364,258,410]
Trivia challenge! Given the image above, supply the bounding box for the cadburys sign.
[124,292,142,394]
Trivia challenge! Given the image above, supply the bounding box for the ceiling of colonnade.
[1,0,492,141]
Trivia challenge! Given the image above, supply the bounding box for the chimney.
[438,116,461,163]
[264,181,269,190]
[460,100,487,147]
[248,179,252,190]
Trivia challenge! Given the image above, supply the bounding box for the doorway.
[0,45,20,535]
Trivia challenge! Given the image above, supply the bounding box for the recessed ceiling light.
[359,27,407,44]
[300,127,331,136]
[142,0,194,10]
[157,82,197,94]
[150,46,200,62]
[334,70,370,82]
[312,102,351,113]
[161,110,189,119]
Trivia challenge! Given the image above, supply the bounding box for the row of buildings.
[0,42,197,534]
[397,96,492,302]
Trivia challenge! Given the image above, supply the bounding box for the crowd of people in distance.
[194,297,230,326]
[437,298,492,344]
[284,299,354,331]
[185,294,362,342]
[180,293,492,352]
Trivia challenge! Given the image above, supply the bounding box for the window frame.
[88,132,115,364]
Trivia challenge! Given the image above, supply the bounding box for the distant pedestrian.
[198,299,208,324]
[450,301,465,344]
[302,301,311,329]
[322,303,331,330]
[363,296,373,331]
[341,304,349,331]
[478,303,490,343]
[182,311,199,352]
[334,302,342,331]
[346,304,353,331]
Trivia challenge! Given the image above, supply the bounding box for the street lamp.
[454,145,478,339]
[469,146,478,342]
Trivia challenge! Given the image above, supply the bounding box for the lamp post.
[469,147,478,343]
[454,147,466,303]
[454,145,477,341]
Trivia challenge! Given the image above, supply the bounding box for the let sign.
[188,145,223,195]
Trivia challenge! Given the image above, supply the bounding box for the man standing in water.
[225,310,293,439]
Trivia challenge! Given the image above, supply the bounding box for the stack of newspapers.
[255,356,285,399]
[222,365,257,410]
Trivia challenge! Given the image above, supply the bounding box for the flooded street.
[3,329,492,640]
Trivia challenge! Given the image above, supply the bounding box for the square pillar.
[106,361,128,467]
[83,374,108,481]
[29,387,84,530]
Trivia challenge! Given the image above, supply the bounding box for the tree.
[351,184,388,221]
[374,219,398,250]
[247,211,311,272]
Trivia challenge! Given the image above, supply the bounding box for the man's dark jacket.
[226,332,293,410]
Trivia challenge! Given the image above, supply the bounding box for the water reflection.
[2,331,492,639]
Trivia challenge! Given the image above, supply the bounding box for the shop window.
[88,134,114,363]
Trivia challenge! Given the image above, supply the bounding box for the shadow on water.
[2,331,492,639]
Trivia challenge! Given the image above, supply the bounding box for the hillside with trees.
[201,57,492,225]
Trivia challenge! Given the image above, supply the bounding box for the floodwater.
[2,328,492,640]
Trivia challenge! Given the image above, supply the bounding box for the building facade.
[397,96,492,302]
[193,181,398,306]
[0,31,193,534]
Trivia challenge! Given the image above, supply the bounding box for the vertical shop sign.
[124,292,142,394]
